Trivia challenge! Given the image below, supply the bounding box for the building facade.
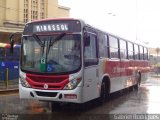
[0,0,70,43]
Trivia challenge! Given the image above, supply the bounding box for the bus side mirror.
[9,34,15,53]
[9,32,22,53]
[84,35,90,47]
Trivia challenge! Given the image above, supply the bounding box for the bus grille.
[35,91,58,97]
[26,74,69,90]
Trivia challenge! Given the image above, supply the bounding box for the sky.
[59,0,160,48]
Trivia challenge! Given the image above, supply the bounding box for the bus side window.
[99,33,108,58]
[109,36,119,59]
[127,42,134,59]
[84,33,98,66]
[144,47,148,60]
[139,46,144,60]
[134,44,139,60]
[119,39,127,59]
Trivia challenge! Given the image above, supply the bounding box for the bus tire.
[135,73,141,90]
[105,78,110,101]
[99,81,106,104]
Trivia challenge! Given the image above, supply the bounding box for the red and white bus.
[10,18,150,108]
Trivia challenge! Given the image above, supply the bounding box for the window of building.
[40,12,44,19]
[31,0,38,20]
[24,0,29,23]
[40,0,45,19]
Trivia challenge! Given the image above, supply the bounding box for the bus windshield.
[21,34,81,74]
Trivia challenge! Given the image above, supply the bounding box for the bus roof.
[84,22,148,47]
[25,18,147,47]
[28,17,76,24]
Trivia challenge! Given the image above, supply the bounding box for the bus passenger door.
[83,31,99,102]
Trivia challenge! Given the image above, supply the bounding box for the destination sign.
[23,20,81,34]
[33,23,69,33]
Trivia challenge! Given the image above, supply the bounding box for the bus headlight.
[63,77,81,90]
[20,76,31,88]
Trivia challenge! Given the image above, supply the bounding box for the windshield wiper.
[32,34,44,47]
[50,33,66,46]
[47,33,66,54]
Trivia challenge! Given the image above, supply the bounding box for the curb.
[0,89,19,94]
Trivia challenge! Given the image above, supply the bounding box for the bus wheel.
[99,81,106,104]
[51,102,61,112]
[135,73,141,90]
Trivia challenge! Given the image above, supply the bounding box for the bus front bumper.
[19,84,83,103]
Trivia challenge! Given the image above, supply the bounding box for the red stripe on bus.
[104,60,150,78]
[26,74,69,90]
